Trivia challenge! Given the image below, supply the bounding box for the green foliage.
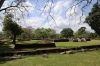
[34,28,47,39]
[74,27,91,38]
[0,32,4,40]
[56,40,100,48]
[34,28,56,39]
[2,14,23,44]
[19,26,34,40]
[0,50,100,66]
[45,28,56,39]
[78,27,86,35]
[60,28,74,38]
[89,33,97,39]
[85,2,100,35]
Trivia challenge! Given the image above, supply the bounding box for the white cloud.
[41,0,94,33]
[41,2,53,12]
[21,17,45,29]
[24,1,35,13]
[77,24,94,32]
[0,26,2,31]
[0,0,95,33]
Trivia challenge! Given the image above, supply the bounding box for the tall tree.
[0,32,3,40]
[74,27,92,38]
[34,28,47,39]
[45,28,56,39]
[85,2,100,35]
[21,26,34,40]
[25,26,34,40]
[34,28,56,39]
[78,27,86,35]
[3,14,23,44]
[60,28,74,39]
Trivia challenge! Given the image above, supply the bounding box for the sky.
[0,0,97,33]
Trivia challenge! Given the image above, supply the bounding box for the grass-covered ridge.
[0,40,100,51]
[56,40,100,48]
[0,50,100,66]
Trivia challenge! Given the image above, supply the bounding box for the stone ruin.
[42,39,54,43]
[69,38,87,42]
[77,38,86,42]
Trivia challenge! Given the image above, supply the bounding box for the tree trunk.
[13,34,16,45]
[0,0,5,9]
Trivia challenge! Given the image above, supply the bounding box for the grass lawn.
[56,40,100,48]
[0,40,100,66]
[17,40,41,44]
[0,50,100,66]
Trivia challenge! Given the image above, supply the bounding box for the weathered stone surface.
[81,49,87,52]
[66,50,75,54]
[42,54,48,58]
[0,55,22,61]
[60,52,66,55]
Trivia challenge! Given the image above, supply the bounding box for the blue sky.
[0,0,97,33]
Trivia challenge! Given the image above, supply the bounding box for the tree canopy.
[3,14,23,44]
[78,27,86,35]
[34,28,56,39]
[60,28,73,39]
[74,27,91,38]
[85,2,100,35]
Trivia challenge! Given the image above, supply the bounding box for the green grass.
[0,40,100,66]
[0,40,40,51]
[0,50,100,66]
[17,40,41,44]
[56,40,100,48]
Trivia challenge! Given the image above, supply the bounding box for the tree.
[3,14,23,44]
[0,0,26,12]
[78,27,86,35]
[60,28,74,39]
[45,28,56,39]
[74,27,92,38]
[21,26,34,40]
[74,27,86,38]
[89,33,97,39]
[25,26,34,40]
[34,28,56,39]
[34,28,47,39]
[0,32,3,40]
[85,2,100,35]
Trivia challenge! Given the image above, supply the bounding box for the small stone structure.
[42,39,54,43]
[76,38,86,42]
[42,54,48,58]
[0,55,22,61]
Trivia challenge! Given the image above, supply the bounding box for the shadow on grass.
[17,40,41,44]
[0,60,5,64]
[56,46,78,48]
[0,44,14,51]
[0,55,30,65]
